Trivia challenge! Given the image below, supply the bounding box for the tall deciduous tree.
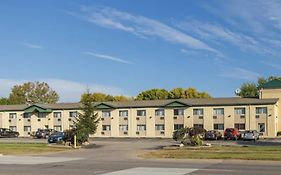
[236,76,281,98]
[136,89,170,100]
[80,92,132,102]
[75,91,100,143]
[0,98,11,105]
[8,82,59,104]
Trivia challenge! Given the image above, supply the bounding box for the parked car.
[205,130,223,140]
[48,132,66,143]
[224,128,241,140]
[35,129,56,139]
[0,128,19,138]
[243,130,259,141]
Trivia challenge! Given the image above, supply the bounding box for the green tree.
[169,88,186,99]
[112,95,132,101]
[0,98,11,105]
[8,82,59,104]
[136,89,170,100]
[75,91,100,143]
[236,83,258,98]
[173,127,206,146]
[236,76,281,98]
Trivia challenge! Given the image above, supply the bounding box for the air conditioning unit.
[173,116,177,119]
[212,116,217,119]
[124,131,128,134]
[160,117,164,120]
[255,115,260,118]
[101,118,104,121]
[160,131,165,134]
[136,131,140,134]
[124,117,128,120]
[37,119,41,122]
[27,119,31,122]
[136,117,140,120]
[8,120,11,122]
[68,118,72,121]
[199,116,204,119]
[58,118,61,121]
[101,132,105,135]
[240,115,245,118]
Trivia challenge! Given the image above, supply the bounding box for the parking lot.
[1,137,281,146]
[0,137,281,175]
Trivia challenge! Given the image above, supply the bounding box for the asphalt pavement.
[0,138,280,175]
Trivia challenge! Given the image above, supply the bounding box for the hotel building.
[0,80,281,138]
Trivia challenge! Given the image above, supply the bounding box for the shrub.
[173,127,206,146]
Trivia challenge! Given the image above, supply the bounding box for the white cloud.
[178,20,268,54]
[83,51,132,64]
[261,61,281,71]
[21,42,43,49]
[219,67,260,81]
[0,79,124,102]
[68,6,222,56]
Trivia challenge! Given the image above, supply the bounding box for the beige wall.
[0,103,279,137]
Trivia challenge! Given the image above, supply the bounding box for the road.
[0,138,280,175]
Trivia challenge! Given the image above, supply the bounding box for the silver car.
[243,130,259,141]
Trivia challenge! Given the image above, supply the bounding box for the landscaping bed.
[141,145,281,161]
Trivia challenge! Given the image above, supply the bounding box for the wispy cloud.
[0,78,125,102]
[83,51,132,64]
[219,67,260,81]
[67,6,222,56]
[21,42,43,49]
[261,61,281,71]
[178,20,269,54]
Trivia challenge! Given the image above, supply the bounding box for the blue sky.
[0,0,281,102]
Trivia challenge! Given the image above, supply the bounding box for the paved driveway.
[0,138,281,175]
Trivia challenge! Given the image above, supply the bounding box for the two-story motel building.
[0,80,281,138]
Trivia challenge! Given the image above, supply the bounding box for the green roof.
[261,80,281,89]
[24,105,52,113]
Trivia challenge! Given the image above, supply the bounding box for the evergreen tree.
[75,91,100,143]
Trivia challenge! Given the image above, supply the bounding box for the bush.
[277,131,281,136]
[173,127,206,146]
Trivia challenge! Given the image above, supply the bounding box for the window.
[69,125,74,129]
[53,112,62,118]
[137,110,146,116]
[174,124,184,130]
[258,123,265,132]
[38,113,46,118]
[102,125,111,131]
[234,123,245,130]
[9,126,17,131]
[213,108,224,115]
[137,125,146,131]
[23,113,31,118]
[69,111,77,118]
[155,109,165,116]
[102,111,111,117]
[119,125,128,131]
[54,125,62,131]
[256,107,267,114]
[24,126,31,132]
[155,124,165,131]
[193,108,204,115]
[174,109,184,116]
[214,123,224,130]
[193,124,204,129]
[234,108,245,115]
[9,113,17,119]
[119,110,128,117]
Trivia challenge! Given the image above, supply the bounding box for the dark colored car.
[35,129,56,139]
[48,132,66,143]
[0,128,19,138]
[205,130,223,140]
[224,128,241,140]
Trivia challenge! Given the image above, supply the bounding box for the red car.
[224,128,241,140]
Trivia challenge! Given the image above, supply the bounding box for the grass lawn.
[141,146,281,161]
[0,143,71,155]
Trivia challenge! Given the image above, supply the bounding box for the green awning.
[24,105,52,113]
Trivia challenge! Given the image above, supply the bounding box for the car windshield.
[52,132,64,136]
[226,129,233,132]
